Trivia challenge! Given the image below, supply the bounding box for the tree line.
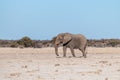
[0,36,120,48]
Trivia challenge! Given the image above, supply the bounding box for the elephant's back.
[74,34,87,40]
[73,34,87,45]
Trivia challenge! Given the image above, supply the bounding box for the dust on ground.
[0,47,120,80]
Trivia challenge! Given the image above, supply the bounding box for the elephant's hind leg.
[79,48,87,58]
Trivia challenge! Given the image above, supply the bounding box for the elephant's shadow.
[56,56,62,58]
[56,56,83,58]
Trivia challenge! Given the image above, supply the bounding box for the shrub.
[108,39,120,47]
[10,42,19,48]
[17,36,33,47]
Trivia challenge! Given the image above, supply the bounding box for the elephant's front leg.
[70,47,76,57]
[63,46,67,57]
[54,45,59,56]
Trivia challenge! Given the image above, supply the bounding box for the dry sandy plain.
[0,47,120,80]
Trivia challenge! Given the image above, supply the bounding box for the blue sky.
[0,0,120,40]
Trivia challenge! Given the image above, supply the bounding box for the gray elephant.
[54,33,87,58]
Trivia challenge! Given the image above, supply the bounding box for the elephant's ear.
[63,34,72,45]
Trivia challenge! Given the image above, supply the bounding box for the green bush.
[108,39,120,47]
[17,36,33,47]
[10,42,19,48]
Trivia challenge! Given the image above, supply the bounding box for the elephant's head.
[55,33,72,46]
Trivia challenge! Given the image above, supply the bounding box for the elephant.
[54,33,87,58]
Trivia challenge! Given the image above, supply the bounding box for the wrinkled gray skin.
[54,33,87,58]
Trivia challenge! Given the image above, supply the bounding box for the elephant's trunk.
[54,44,59,56]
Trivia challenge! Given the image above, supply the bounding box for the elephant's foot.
[56,55,59,56]
[73,55,76,57]
[83,55,87,58]
[55,53,59,56]
[63,55,66,57]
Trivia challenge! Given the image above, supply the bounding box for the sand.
[0,47,120,80]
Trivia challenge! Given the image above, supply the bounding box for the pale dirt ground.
[0,47,120,80]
